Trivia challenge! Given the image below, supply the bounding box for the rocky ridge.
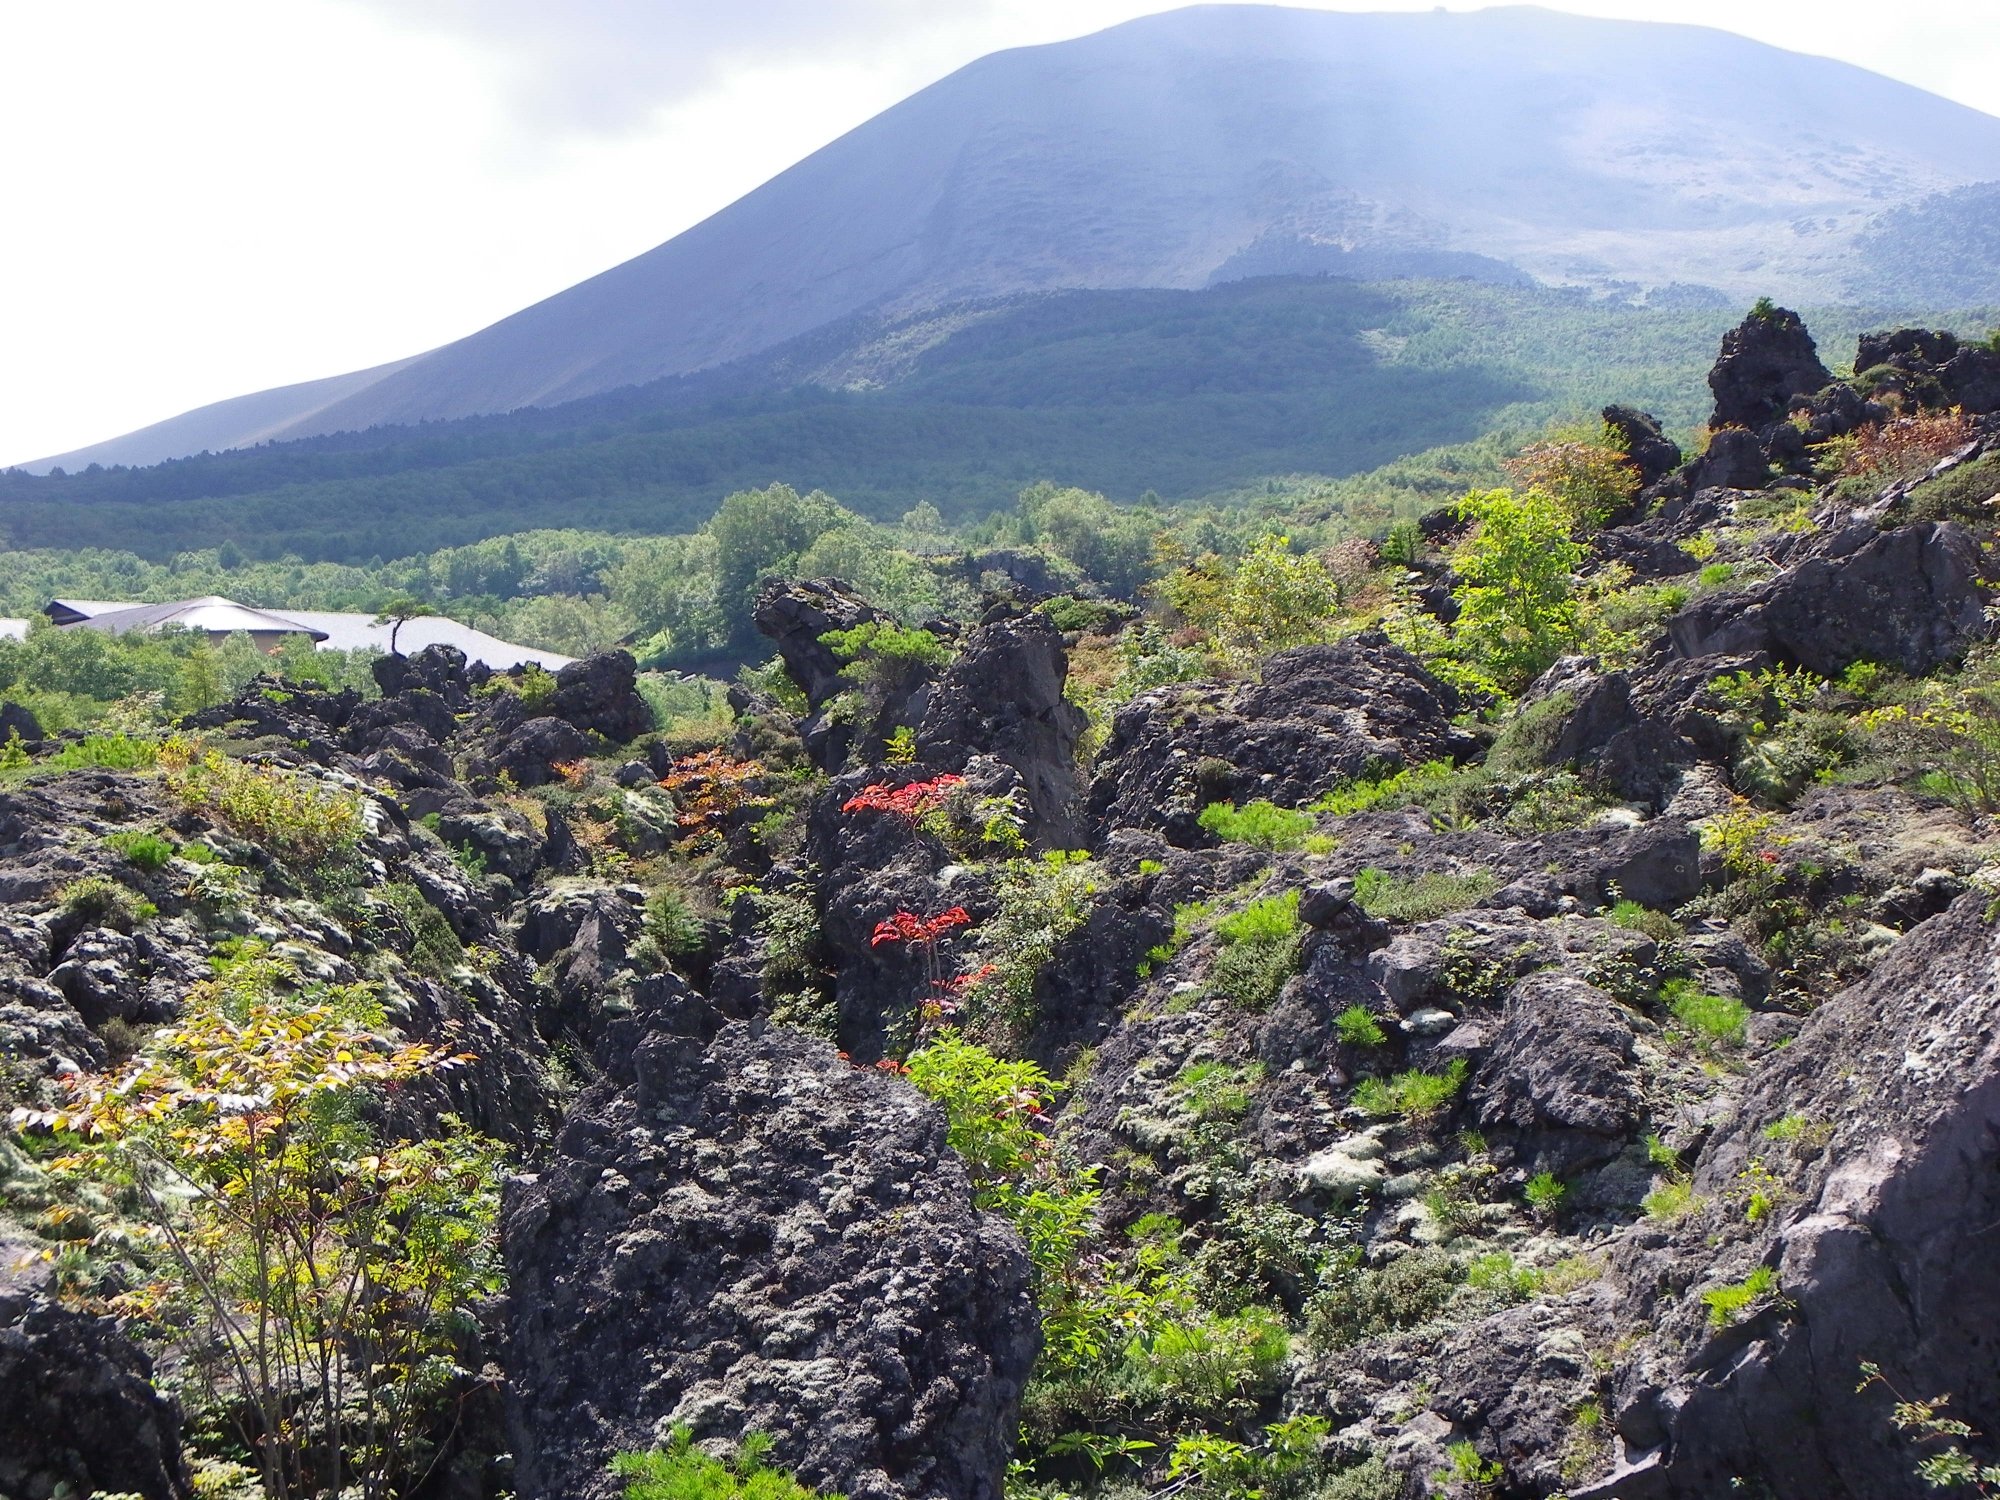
[5,310,2000,1500]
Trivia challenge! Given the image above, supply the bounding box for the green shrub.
[1466,1251,1543,1301]
[1702,1265,1778,1328]
[968,851,1097,1029]
[1207,891,1304,1010]
[1663,979,1749,1047]
[1136,1306,1291,1423]
[1312,759,1462,817]
[1040,595,1128,634]
[1214,890,1300,945]
[1197,798,1317,852]
[103,830,174,872]
[29,732,161,777]
[1335,1004,1387,1047]
[1352,1058,1469,1119]
[1175,1060,1264,1123]
[516,663,559,714]
[1607,898,1681,943]
[1524,1170,1568,1216]
[1306,1248,1459,1350]
[1352,867,1499,922]
[820,620,951,695]
[1448,486,1585,689]
[1907,453,2000,525]
[1642,1178,1704,1222]
[904,1035,1097,1304]
[1318,1455,1402,1500]
[614,1427,833,1500]
[1154,532,1344,658]
[160,737,362,869]
[58,874,149,932]
[645,884,709,958]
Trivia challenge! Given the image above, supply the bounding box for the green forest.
[13,278,1985,564]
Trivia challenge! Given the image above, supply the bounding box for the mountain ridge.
[28,3,2000,473]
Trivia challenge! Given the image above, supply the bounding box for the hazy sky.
[3,0,1996,466]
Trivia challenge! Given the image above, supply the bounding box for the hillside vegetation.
[8,305,2000,1499]
[4,279,1994,569]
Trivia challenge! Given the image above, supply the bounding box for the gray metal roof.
[37,596,571,671]
[274,611,573,670]
[0,619,28,642]
[45,599,135,624]
[70,597,331,642]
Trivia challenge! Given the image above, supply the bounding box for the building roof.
[45,599,135,624]
[70,596,331,643]
[0,619,28,643]
[39,595,572,672]
[274,611,573,670]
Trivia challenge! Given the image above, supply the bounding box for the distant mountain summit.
[37,3,2000,472]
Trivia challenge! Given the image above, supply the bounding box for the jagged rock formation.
[504,1008,1039,1500]
[1086,634,1476,843]
[1855,327,2000,413]
[1707,306,1833,432]
[0,1234,191,1500]
[17,315,2000,1500]
[917,612,1086,845]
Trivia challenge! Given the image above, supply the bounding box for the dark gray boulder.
[1087,633,1473,844]
[550,650,653,743]
[1707,305,1833,432]
[1667,521,1989,676]
[1686,426,1769,491]
[1471,972,1642,1168]
[503,1019,1038,1500]
[0,1242,191,1500]
[472,715,591,790]
[917,612,1086,846]
[754,577,882,713]
[0,700,43,745]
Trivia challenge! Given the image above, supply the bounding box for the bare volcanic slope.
[38,3,2000,471]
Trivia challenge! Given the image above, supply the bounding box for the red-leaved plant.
[869,906,979,1031]
[842,773,965,823]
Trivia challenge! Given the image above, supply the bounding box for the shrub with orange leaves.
[1835,409,1978,483]
[1502,428,1639,529]
[660,748,772,836]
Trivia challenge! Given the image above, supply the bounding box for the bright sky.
[2,0,1995,467]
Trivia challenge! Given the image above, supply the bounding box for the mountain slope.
[34,3,2000,472]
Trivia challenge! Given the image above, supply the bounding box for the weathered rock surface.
[1707,305,1833,432]
[1087,634,1473,843]
[504,1016,1039,1500]
[1596,891,2000,1498]
[1667,520,1990,675]
[917,612,1086,845]
[0,1240,192,1500]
